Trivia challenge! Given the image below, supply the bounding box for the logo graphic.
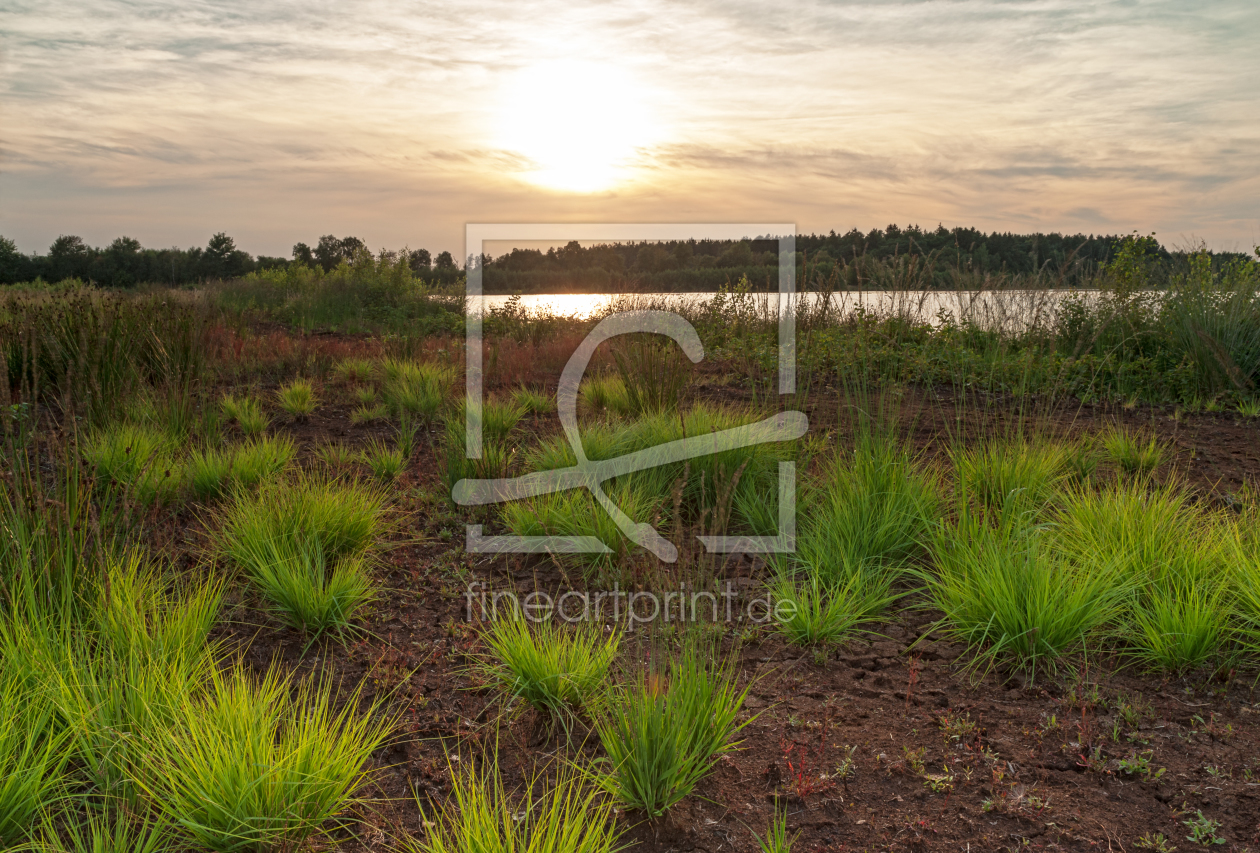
[455,224,804,562]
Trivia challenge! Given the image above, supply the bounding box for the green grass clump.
[952,440,1068,516]
[579,374,633,416]
[276,378,317,420]
[510,385,552,414]
[353,385,378,406]
[926,498,1131,681]
[771,570,889,646]
[409,762,620,853]
[38,809,174,853]
[188,436,296,500]
[216,476,387,638]
[751,806,798,853]
[361,438,405,482]
[221,393,269,436]
[477,616,619,724]
[1055,483,1232,673]
[380,360,452,425]
[315,441,358,469]
[1102,429,1166,477]
[350,403,388,425]
[797,438,940,586]
[83,422,180,506]
[143,663,392,853]
[0,666,70,845]
[593,643,750,817]
[333,357,375,384]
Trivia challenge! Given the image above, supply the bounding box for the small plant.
[276,378,318,420]
[380,360,451,425]
[221,393,269,436]
[361,438,405,482]
[143,663,393,853]
[1134,833,1177,852]
[923,765,955,793]
[216,475,388,639]
[353,385,379,406]
[1103,428,1165,477]
[938,711,977,743]
[750,804,798,853]
[476,615,619,727]
[407,761,620,853]
[1181,810,1224,846]
[1117,750,1165,781]
[1238,399,1260,417]
[593,643,752,816]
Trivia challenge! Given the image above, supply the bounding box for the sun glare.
[497,60,657,193]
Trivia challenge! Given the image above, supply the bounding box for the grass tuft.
[276,378,318,420]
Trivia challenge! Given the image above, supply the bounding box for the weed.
[1181,810,1224,846]
[1117,750,1165,781]
[1134,833,1177,852]
[750,804,798,853]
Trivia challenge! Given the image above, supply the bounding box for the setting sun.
[496,59,658,193]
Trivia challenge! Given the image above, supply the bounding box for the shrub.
[409,762,620,853]
[476,616,619,724]
[593,643,750,816]
[276,378,317,420]
[143,663,392,853]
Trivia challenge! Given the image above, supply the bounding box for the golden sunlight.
[496,59,658,193]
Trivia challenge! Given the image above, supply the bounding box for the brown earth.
[173,356,1260,853]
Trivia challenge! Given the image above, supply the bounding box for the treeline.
[4,226,1254,292]
[477,227,1257,293]
[0,232,463,288]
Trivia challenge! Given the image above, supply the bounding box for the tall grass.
[0,666,70,845]
[951,440,1069,517]
[82,422,181,507]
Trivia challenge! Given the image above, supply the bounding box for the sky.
[2,0,1258,259]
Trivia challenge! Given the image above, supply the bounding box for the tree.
[434,250,456,270]
[48,234,92,281]
[202,233,252,279]
[315,235,342,271]
[408,248,431,271]
[292,242,314,266]
[0,236,23,284]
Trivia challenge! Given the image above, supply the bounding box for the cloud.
[1,0,1257,256]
